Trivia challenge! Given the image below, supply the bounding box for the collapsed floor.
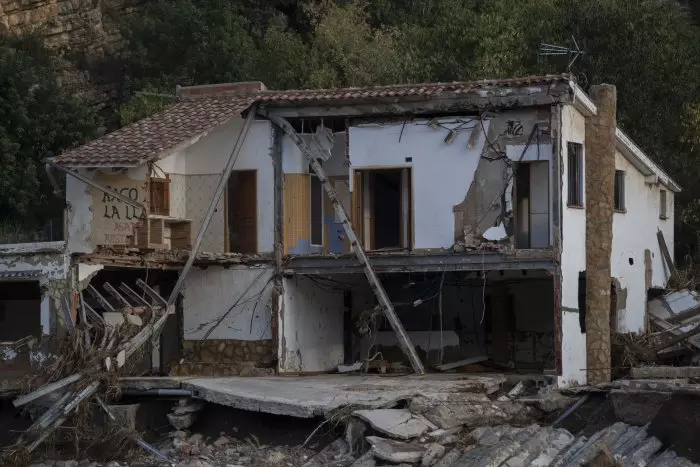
[15,377,700,467]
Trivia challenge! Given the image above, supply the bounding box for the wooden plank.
[436,355,488,371]
[657,229,679,282]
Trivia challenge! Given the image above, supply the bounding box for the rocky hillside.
[0,0,141,106]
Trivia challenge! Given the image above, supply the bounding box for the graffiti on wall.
[91,172,148,246]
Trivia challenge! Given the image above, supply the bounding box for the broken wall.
[280,275,345,373]
[281,132,349,254]
[612,150,675,333]
[0,242,70,338]
[559,104,588,387]
[348,110,551,250]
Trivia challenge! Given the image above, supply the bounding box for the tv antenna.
[539,36,586,71]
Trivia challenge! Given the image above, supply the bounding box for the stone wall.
[585,84,617,385]
[0,0,142,106]
[170,339,276,377]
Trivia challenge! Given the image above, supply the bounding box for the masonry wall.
[280,275,345,373]
[559,104,588,387]
[611,150,675,333]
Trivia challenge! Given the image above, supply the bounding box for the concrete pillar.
[585,85,617,385]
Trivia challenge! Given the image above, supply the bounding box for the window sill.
[614,209,627,214]
[659,215,669,221]
[567,204,584,210]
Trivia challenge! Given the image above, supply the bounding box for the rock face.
[0,0,142,106]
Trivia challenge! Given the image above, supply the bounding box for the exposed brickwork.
[170,339,276,377]
[585,85,617,385]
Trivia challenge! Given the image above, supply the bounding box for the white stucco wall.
[612,150,675,333]
[348,118,492,249]
[559,104,588,387]
[182,266,274,340]
[280,275,344,373]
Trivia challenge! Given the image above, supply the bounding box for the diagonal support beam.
[166,105,258,308]
[258,108,425,375]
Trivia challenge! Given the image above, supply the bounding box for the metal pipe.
[120,389,192,397]
[552,393,589,427]
[45,160,145,211]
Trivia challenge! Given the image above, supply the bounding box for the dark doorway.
[0,281,41,341]
[227,170,258,254]
[371,170,402,249]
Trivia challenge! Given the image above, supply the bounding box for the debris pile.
[2,279,173,464]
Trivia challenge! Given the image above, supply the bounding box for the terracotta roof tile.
[53,74,572,167]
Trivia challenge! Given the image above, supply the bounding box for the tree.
[0,35,99,229]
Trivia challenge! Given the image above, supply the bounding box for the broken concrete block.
[353,408,436,440]
[410,393,533,429]
[421,443,446,466]
[174,399,205,415]
[366,436,425,464]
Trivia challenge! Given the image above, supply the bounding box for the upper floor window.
[149,177,170,216]
[660,189,668,220]
[567,142,583,207]
[614,170,626,212]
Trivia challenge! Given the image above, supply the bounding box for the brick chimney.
[584,84,617,385]
[175,81,267,98]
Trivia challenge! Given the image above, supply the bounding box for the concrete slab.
[182,374,506,418]
[119,376,190,390]
[353,409,436,440]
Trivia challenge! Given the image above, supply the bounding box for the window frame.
[614,170,626,212]
[660,189,668,220]
[149,176,170,217]
[567,142,584,207]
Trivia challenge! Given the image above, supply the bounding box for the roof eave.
[615,128,681,193]
[570,81,598,117]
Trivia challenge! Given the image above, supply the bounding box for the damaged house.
[1,74,680,389]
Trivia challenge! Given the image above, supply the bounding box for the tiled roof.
[53,96,255,167]
[53,74,572,167]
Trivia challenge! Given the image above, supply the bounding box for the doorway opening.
[352,168,412,250]
[227,170,258,254]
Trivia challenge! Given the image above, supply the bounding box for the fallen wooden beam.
[436,356,488,371]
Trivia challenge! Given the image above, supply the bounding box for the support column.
[585,84,617,385]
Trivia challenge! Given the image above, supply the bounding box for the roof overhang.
[568,82,680,193]
[615,128,681,192]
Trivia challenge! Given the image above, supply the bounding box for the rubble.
[353,409,436,440]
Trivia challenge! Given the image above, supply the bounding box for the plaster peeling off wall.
[349,110,550,250]
[559,104,587,387]
[280,276,344,373]
[66,166,149,254]
[182,266,274,340]
[611,150,675,333]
